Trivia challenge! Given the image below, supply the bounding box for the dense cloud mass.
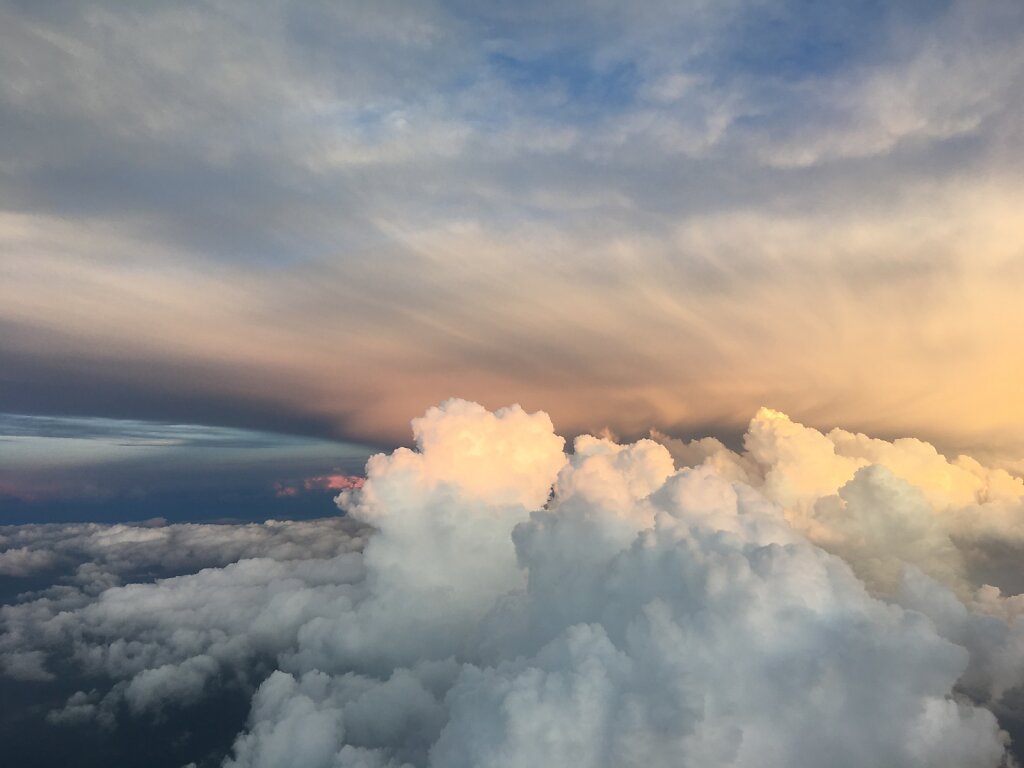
[4,400,1024,766]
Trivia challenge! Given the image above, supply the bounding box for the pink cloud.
[305,474,365,491]
[274,474,364,497]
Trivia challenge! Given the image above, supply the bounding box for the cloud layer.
[4,399,1024,766]
[1,0,1024,454]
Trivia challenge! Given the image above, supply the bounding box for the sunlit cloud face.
[1,0,1023,457]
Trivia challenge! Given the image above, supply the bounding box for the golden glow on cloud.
[1,0,1022,462]
[3,178,1023,458]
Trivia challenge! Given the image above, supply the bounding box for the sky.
[3,3,1024,766]
[2,0,1024,522]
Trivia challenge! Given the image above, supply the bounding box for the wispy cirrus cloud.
[0,1,1023,458]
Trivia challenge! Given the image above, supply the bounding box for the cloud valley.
[3,399,1024,767]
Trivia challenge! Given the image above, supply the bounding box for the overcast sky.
[2,0,1024,519]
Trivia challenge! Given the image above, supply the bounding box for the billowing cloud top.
[4,399,1024,766]
[1,0,1024,456]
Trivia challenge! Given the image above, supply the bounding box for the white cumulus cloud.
[3,399,1024,766]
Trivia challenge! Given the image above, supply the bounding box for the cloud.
[5,399,1024,766]
[655,407,1024,598]
[0,516,369,581]
[275,475,365,497]
[289,400,567,672]
[2,1,1024,456]
[0,545,59,577]
[0,413,374,525]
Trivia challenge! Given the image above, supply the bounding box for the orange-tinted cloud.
[1,0,1023,463]
[275,475,365,498]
